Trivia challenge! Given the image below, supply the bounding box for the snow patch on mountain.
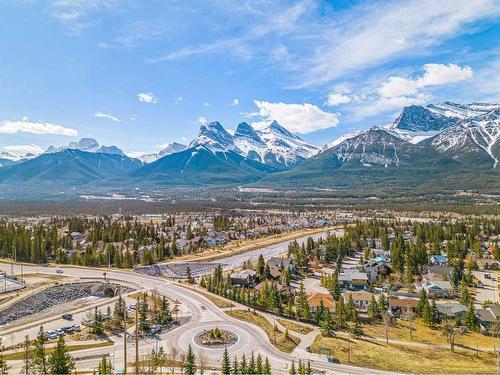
[136,142,187,163]
[47,138,126,156]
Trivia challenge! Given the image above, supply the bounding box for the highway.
[0,230,393,374]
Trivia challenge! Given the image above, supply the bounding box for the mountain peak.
[268,120,296,139]
[234,122,263,143]
[46,137,125,156]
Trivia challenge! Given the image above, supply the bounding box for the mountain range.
[0,101,498,198]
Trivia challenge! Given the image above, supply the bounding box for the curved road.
[0,237,393,375]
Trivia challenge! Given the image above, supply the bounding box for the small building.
[230,269,258,287]
[255,280,295,297]
[306,292,336,313]
[343,291,374,312]
[363,257,391,283]
[388,297,419,316]
[430,255,448,266]
[421,280,453,298]
[338,270,369,290]
[436,302,467,320]
[267,257,297,279]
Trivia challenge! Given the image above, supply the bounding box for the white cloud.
[251,100,339,134]
[349,63,473,119]
[299,0,499,86]
[137,92,158,104]
[94,112,120,122]
[0,119,78,136]
[47,0,117,35]
[231,98,240,106]
[325,93,352,107]
[196,116,208,125]
[203,102,210,107]
[378,63,473,98]
[175,97,183,104]
[2,144,44,156]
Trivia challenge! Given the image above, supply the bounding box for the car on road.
[56,268,64,274]
[200,305,206,310]
[485,273,491,279]
[62,313,73,320]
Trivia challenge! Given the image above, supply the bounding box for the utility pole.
[135,298,139,375]
[123,305,127,374]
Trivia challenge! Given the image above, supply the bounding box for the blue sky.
[1,0,499,157]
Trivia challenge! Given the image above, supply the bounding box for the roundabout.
[194,327,237,348]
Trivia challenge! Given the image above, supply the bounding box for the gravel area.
[0,282,133,325]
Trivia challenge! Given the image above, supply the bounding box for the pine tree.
[139,292,150,333]
[320,310,335,337]
[48,335,75,375]
[221,348,231,375]
[346,294,357,321]
[21,335,32,375]
[367,295,381,321]
[264,357,272,375]
[289,360,297,375]
[183,344,197,375]
[33,326,48,375]
[256,354,263,375]
[257,254,266,280]
[465,301,480,332]
[240,354,247,375]
[95,355,113,375]
[0,339,10,375]
[232,356,239,375]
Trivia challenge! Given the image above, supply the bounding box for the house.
[267,257,297,279]
[338,270,369,290]
[388,297,419,316]
[306,293,336,313]
[426,265,453,281]
[363,257,391,283]
[230,269,258,287]
[421,280,453,298]
[436,302,467,320]
[476,308,499,332]
[476,259,500,271]
[430,255,448,266]
[365,238,382,248]
[343,291,374,312]
[255,280,295,297]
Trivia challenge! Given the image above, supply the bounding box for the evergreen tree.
[33,326,48,375]
[256,354,263,375]
[320,310,335,336]
[257,254,266,280]
[289,360,297,375]
[465,301,480,332]
[21,335,32,375]
[183,344,197,375]
[94,356,113,375]
[239,354,247,375]
[221,348,231,375]
[48,335,75,375]
[0,339,10,375]
[264,357,272,375]
[367,295,381,321]
[139,293,150,333]
[232,356,239,375]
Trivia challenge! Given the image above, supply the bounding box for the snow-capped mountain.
[319,102,500,169]
[0,152,17,161]
[136,142,187,163]
[189,120,319,168]
[428,108,500,168]
[384,102,500,144]
[46,138,126,156]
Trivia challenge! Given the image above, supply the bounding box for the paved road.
[0,234,394,375]
[212,229,343,272]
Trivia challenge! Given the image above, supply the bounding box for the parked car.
[62,313,73,320]
[72,324,81,332]
[45,331,58,340]
[62,326,75,334]
[55,328,65,336]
